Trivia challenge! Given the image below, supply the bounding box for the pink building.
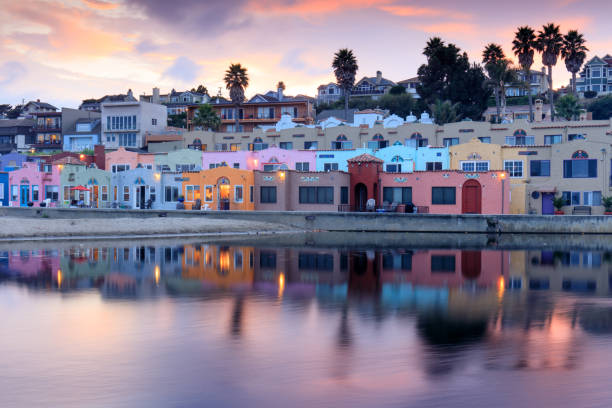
[8,162,60,207]
[105,147,157,173]
[8,249,60,278]
[202,147,316,172]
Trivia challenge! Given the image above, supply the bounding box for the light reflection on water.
[2,241,612,407]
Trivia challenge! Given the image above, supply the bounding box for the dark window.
[279,142,292,150]
[259,251,277,268]
[478,137,491,143]
[165,186,179,202]
[530,160,551,177]
[324,163,339,171]
[249,186,254,202]
[443,138,459,146]
[426,162,442,171]
[385,164,401,173]
[383,187,412,204]
[431,255,455,272]
[563,159,597,178]
[260,186,277,203]
[382,252,412,271]
[432,187,455,205]
[298,253,334,271]
[304,141,317,150]
[340,187,348,204]
[299,187,334,204]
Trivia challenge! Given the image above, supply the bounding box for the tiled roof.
[347,153,384,163]
[355,109,385,115]
[53,156,87,166]
[145,134,183,143]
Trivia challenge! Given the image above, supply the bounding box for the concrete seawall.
[2,207,612,234]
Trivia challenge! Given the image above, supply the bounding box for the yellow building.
[181,167,255,210]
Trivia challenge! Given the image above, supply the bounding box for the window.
[259,251,277,268]
[544,134,562,145]
[234,185,243,202]
[165,186,179,202]
[204,186,213,202]
[583,191,602,206]
[299,187,334,204]
[304,141,318,150]
[31,185,39,201]
[382,252,412,271]
[101,186,108,201]
[331,135,352,149]
[431,255,456,272]
[563,159,597,178]
[383,187,412,204]
[152,118,157,126]
[43,164,52,173]
[233,163,240,169]
[432,187,455,205]
[324,163,339,171]
[562,191,581,206]
[44,185,59,201]
[230,143,240,151]
[150,186,156,202]
[568,133,585,141]
[298,253,334,271]
[505,133,535,145]
[260,186,277,203]
[250,186,254,203]
[443,138,459,147]
[426,162,442,171]
[478,137,491,144]
[186,185,200,201]
[123,186,130,201]
[113,186,117,201]
[530,160,550,177]
[341,186,348,204]
[504,160,523,178]
[295,162,309,171]
[11,185,18,201]
[111,164,130,173]
[279,142,293,150]
[461,161,489,172]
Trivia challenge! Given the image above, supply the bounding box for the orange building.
[181,167,255,210]
[181,244,255,289]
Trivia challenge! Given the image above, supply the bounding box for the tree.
[192,104,221,131]
[512,26,537,121]
[429,100,461,125]
[190,85,209,95]
[536,23,563,121]
[417,37,491,121]
[223,63,249,131]
[555,94,581,120]
[482,43,506,122]
[276,81,286,91]
[332,48,358,121]
[377,93,415,118]
[168,112,187,128]
[389,85,406,95]
[561,30,588,95]
[588,95,612,120]
[6,106,21,119]
[0,104,11,117]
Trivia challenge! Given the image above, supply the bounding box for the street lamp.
[499,172,506,214]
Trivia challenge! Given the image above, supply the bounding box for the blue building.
[0,152,36,171]
[0,172,8,206]
[63,118,101,152]
[315,148,371,172]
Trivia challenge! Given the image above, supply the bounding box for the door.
[218,184,230,210]
[461,251,482,279]
[542,193,554,215]
[20,185,29,207]
[92,186,99,208]
[462,179,482,214]
[355,183,367,211]
[138,187,146,209]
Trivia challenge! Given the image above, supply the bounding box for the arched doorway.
[461,250,482,279]
[462,179,482,214]
[217,177,230,210]
[354,183,367,211]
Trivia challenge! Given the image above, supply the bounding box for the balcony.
[351,89,385,96]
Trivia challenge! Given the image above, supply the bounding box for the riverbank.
[0,217,294,240]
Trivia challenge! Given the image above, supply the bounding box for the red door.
[461,251,482,279]
[462,179,482,214]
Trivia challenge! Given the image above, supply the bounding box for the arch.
[410,132,423,139]
[513,129,527,137]
[192,138,202,145]
[391,155,404,163]
[267,156,280,163]
[217,177,230,185]
[393,140,403,146]
[372,133,384,141]
[572,150,588,159]
[220,161,228,167]
[354,183,368,212]
[461,179,482,214]
[253,137,263,143]
[336,134,347,141]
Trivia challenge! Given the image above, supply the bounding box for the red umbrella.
[70,186,90,191]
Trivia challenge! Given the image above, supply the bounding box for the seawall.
[2,207,612,234]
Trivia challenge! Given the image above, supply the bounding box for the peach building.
[202,146,316,172]
[181,166,255,211]
[105,147,157,173]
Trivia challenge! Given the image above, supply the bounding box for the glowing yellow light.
[279,171,285,180]
[278,272,285,298]
[254,159,258,165]
[154,173,161,181]
[219,249,230,274]
[57,269,62,289]
[58,164,63,171]
[497,276,505,299]
[79,154,85,160]
[499,172,506,179]
[154,265,160,285]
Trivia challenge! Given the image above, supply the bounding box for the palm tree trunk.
[572,72,577,96]
[344,91,349,122]
[500,82,507,121]
[526,70,533,122]
[235,105,240,132]
[547,65,554,121]
[494,87,501,123]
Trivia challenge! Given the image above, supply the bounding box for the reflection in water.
[2,243,612,407]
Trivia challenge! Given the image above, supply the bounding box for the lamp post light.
[499,172,506,214]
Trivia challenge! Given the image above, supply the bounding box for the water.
[2,234,612,407]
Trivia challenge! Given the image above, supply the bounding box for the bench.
[572,205,592,215]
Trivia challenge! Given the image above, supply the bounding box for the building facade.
[61,108,102,152]
[352,71,396,100]
[574,55,612,96]
[101,100,167,149]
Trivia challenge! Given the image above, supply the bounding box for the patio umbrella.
[70,185,90,191]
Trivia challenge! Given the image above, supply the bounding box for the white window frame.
[460,161,490,172]
[234,185,243,203]
[504,160,524,178]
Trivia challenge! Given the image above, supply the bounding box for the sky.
[0,0,611,109]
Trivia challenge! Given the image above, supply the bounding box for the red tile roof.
[347,153,384,163]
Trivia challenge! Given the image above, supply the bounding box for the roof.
[316,109,356,122]
[347,153,384,163]
[247,91,310,104]
[317,82,339,90]
[355,109,385,115]
[24,101,57,111]
[355,74,396,87]
[397,77,419,84]
[0,118,36,128]
[81,93,137,106]
[53,156,87,166]
[145,134,183,143]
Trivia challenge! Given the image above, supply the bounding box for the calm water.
[2,236,612,407]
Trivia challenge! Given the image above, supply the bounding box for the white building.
[101,101,167,149]
[316,83,343,105]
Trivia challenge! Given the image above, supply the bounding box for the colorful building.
[8,162,60,207]
[0,172,8,206]
[111,167,162,209]
[105,147,157,173]
[181,167,255,211]
[154,148,202,172]
[59,163,111,208]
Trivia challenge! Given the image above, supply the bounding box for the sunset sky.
[0,0,610,108]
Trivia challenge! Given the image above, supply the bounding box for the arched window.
[250,137,268,151]
[372,134,384,141]
[572,150,588,159]
[409,132,428,147]
[391,155,404,162]
[217,177,230,185]
[336,134,347,141]
[192,138,202,145]
[410,132,422,139]
[253,137,263,143]
[393,141,403,146]
[268,156,279,163]
[332,134,352,149]
[514,129,527,137]
[506,129,533,146]
[369,133,388,149]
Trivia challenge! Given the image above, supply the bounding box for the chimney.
[376,71,382,84]
[152,87,160,104]
[94,145,106,170]
[37,99,40,102]
[534,99,543,122]
[127,89,133,98]
[278,86,283,101]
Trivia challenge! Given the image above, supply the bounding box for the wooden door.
[462,180,482,214]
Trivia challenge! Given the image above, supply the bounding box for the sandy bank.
[0,217,295,240]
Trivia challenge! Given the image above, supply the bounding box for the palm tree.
[512,26,537,121]
[276,81,286,91]
[561,30,588,96]
[482,43,505,123]
[192,104,221,131]
[536,23,563,121]
[555,94,581,121]
[223,63,249,131]
[332,48,358,121]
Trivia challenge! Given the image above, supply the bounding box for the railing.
[337,204,429,213]
[351,89,385,95]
